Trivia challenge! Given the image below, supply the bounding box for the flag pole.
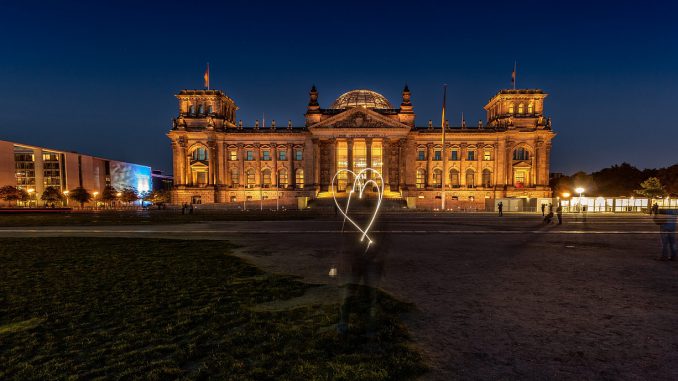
[512,61,516,90]
[441,84,448,211]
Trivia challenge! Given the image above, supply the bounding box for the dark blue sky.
[1,1,676,174]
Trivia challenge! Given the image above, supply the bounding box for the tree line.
[551,162,678,198]
[0,185,170,208]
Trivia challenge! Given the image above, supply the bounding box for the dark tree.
[120,187,139,205]
[40,186,65,206]
[0,186,28,205]
[68,187,92,208]
[101,185,118,207]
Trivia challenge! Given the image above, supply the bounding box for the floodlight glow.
[562,192,571,198]
[575,187,585,194]
[331,168,384,250]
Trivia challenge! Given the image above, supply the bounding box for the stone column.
[254,143,261,187]
[208,141,216,185]
[442,142,449,190]
[426,143,433,188]
[287,143,294,188]
[218,142,226,186]
[329,138,337,190]
[366,138,373,179]
[460,143,467,186]
[382,138,390,191]
[347,139,354,182]
[312,138,320,189]
[238,144,245,187]
[272,143,278,187]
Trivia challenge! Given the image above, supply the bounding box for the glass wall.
[371,140,383,186]
[42,151,61,191]
[14,146,35,189]
[336,140,348,191]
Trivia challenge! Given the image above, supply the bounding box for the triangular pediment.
[512,161,532,168]
[309,107,409,129]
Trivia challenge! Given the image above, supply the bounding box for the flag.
[204,63,210,89]
[511,61,516,89]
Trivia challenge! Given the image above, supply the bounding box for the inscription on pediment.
[333,111,387,128]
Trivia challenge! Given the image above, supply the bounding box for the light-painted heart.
[331,168,384,250]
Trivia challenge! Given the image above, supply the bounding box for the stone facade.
[168,86,555,206]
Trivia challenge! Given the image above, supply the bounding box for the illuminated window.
[514,170,526,187]
[229,150,237,161]
[198,104,204,114]
[528,103,533,113]
[262,169,271,188]
[508,104,514,114]
[262,150,271,161]
[450,169,460,188]
[416,169,426,189]
[467,150,475,161]
[295,169,304,188]
[191,147,208,162]
[433,168,442,188]
[246,168,256,188]
[207,105,213,114]
[336,141,348,190]
[195,171,207,186]
[189,105,195,115]
[482,169,492,187]
[371,140,383,182]
[14,146,35,189]
[483,151,491,161]
[278,169,288,188]
[417,149,426,161]
[42,151,61,189]
[513,147,530,161]
[434,150,441,161]
[451,150,459,161]
[295,149,303,161]
[518,104,524,114]
[279,150,286,161]
[466,169,475,188]
[230,168,239,186]
[246,151,254,161]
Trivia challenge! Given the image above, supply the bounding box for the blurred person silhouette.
[556,204,563,225]
[541,203,546,216]
[653,209,677,261]
[498,201,503,216]
[335,195,389,338]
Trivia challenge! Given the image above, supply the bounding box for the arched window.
[466,169,475,188]
[433,168,442,188]
[230,168,239,187]
[295,169,304,188]
[189,105,195,115]
[513,147,530,161]
[416,169,426,189]
[191,147,208,162]
[261,169,271,188]
[198,104,204,115]
[246,168,256,188]
[207,105,213,114]
[518,104,524,114]
[528,103,533,114]
[482,169,492,187]
[450,169,460,188]
[508,104,514,114]
[278,169,288,188]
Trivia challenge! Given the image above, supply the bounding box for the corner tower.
[174,89,238,130]
[484,89,549,130]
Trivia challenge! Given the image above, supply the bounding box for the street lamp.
[27,188,35,208]
[93,191,99,209]
[575,187,585,213]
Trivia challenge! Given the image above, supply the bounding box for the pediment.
[309,107,409,129]
[512,161,532,168]
[190,161,209,168]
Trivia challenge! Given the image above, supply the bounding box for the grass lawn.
[0,238,426,380]
[0,210,323,227]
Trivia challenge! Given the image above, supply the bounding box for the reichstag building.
[168,84,555,207]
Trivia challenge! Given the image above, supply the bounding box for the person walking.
[498,201,503,217]
[654,210,677,261]
[652,203,659,215]
[556,205,563,225]
[541,203,546,216]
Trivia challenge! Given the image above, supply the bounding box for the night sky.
[1,1,676,175]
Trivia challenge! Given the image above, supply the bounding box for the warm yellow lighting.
[63,190,69,195]
[93,191,99,197]
[116,192,122,197]
[562,192,571,198]
[27,188,35,193]
[575,187,585,194]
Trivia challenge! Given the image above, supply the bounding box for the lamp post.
[561,192,571,213]
[116,192,122,209]
[63,190,69,207]
[575,187,585,214]
[27,188,35,208]
[93,191,99,209]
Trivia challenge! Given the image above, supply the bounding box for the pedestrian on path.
[498,202,503,217]
[556,205,563,225]
[541,203,546,216]
[654,209,677,261]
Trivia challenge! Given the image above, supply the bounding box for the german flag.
[204,63,210,89]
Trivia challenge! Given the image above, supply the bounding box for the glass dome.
[329,89,394,110]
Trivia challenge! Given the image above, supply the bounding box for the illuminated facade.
[168,86,555,206]
[0,140,152,206]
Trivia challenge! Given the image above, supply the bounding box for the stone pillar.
[329,138,337,190]
[460,143,467,186]
[366,138,373,179]
[347,139,354,182]
[238,144,245,187]
[426,143,433,188]
[442,142,449,190]
[218,142,226,186]
[254,143,261,187]
[287,143,294,188]
[312,138,320,189]
[272,143,278,187]
[208,141,216,185]
[382,138,390,191]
